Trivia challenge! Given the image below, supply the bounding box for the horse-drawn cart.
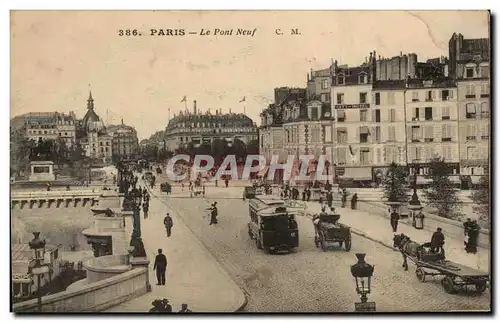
[393,234,489,295]
[413,259,489,294]
[313,214,352,252]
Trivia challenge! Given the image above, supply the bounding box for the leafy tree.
[471,174,490,223]
[211,139,227,165]
[10,129,35,177]
[382,162,411,203]
[246,139,259,155]
[423,157,462,219]
[195,142,212,156]
[232,138,247,162]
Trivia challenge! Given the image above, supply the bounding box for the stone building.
[107,120,139,160]
[405,78,460,183]
[164,100,258,152]
[450,33,490,183]
[80,92,113,162]
[331,53,376,182]
[24,112,77,147]
[371,80,408,179]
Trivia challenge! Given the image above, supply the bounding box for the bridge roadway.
[150,187,490,312]
[11,190,102,209]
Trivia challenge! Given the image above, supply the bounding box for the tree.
[10,129,35,177]
[423,157,462,219]
[232,138,247,162]
[211,139,227,165]
[246,139,259,155]
[382,162,411,203]
[471,174,490,223]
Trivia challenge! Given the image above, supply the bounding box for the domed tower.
[82,91,105,133]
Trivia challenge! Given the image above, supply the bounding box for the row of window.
[337,109,396,123]
[336,92,368,105]
[175,122,253,129]
[334,73,368,86]
[464,66,489,79]
[337,146,404,165]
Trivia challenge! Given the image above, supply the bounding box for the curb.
[144,183,248,312]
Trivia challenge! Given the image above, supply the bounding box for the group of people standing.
[463,218,481,254]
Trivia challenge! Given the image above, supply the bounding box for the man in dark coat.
[209,202,218,225]
[431,227,445,254]
[465,221,480,254]
[350,193,358,210]
[306,188,311,201]
[164,213,173,237]
[143,202,149,219]
[153,248,167,285]
[390,211,400,233]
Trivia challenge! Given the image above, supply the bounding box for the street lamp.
[29,232,48,312]
[129,189,146,257]
[408,187,424,229]
[385,169,402,215]
[350,253,376,312]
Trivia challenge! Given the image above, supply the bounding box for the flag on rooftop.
[239,96,246,103]
[180,96,187,103]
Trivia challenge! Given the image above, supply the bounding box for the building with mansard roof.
[164,100,258,151]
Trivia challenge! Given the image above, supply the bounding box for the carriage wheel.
[441,276,458,294]
[415,268,426,282]
[474,282,487,294]
[344,238,352,251]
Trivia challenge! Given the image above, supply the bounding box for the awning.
[449,175,460,183]
[360,126,369,135]
[337,110,346,118]
[340,167,372,181]
[471,176,483,184]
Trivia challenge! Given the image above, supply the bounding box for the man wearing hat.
[153,248,167,285]
[209,202,218,225]
[430,227,445,254]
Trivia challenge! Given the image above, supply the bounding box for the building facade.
[107,121,139,160]
[405,79,460,181]
[24,112,76,147]
[165,100,258,152]
[371,80,408,181]
[331,54,376,181]
[450,33,490,183]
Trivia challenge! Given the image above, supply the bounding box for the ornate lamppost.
[28,232,48,312]
[408,186,424,229]
[129,189,147,257]
[385,169,402,216]
[350,253,376,312]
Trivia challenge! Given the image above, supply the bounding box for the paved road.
[155,188,490,312]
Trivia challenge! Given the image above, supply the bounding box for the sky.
[11,11,489,139]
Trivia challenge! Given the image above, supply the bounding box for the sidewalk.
[106,181,246,312]
[304,201,490,274]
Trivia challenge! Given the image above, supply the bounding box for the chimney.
[229,108,232,114]
[219,108,222,115]
[193,100,197,115]
[121,118,124,125]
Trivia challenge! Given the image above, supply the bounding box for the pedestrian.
[225,178,229,188]
[465,221,480,254]
[390,210,400,233]
[306,188,311,201]
[164,213,173,237]
[143,202,149,219]
[46,182,51,191]
[178,304,192,313]
[153,249,167,286]
[215,179,218,187]
[302,189,306,201]
[350,193,358,210]
[209,202,218,225]
[341,191,347,208]
[431,227,445,254]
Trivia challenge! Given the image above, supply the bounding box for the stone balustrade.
[13,267,149,312]
[10,190,102,209]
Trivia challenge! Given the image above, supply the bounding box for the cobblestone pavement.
[158,187,490,312]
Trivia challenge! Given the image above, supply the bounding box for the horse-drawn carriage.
[393,234,489,295]
[313,214,352,252]
[160,182,171,194]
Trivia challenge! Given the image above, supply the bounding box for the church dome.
[82,91,103,132]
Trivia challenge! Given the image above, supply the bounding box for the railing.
[11,190,101,199]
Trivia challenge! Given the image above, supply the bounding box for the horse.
[393,234,422,271]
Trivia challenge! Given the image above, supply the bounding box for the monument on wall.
[28,161,55,182]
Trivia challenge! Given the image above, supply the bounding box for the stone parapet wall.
[13,267,148,312]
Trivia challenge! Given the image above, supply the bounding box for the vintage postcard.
[10,10,491,313]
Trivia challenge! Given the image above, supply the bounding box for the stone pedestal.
[29,161,56,182]
[130,256,151,292]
